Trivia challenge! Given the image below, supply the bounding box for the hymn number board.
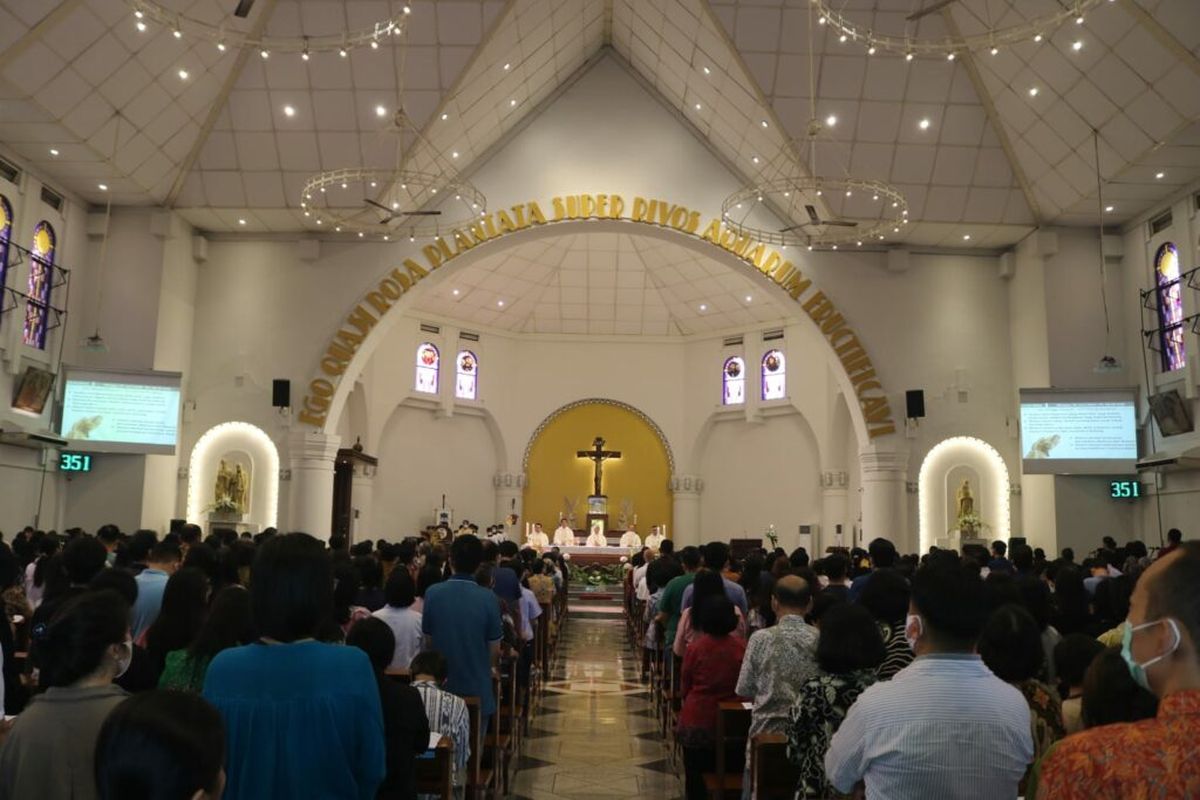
[59,452,93,473]
[1109,480,1141,500]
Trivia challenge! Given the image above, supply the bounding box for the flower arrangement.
[765,524,779,549]
[205,497,239,515]
[950,512,989,536]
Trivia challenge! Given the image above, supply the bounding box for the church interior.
[0,0,1198,798]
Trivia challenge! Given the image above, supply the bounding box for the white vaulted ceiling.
[409,231,793,337]
[0,0,1197,244]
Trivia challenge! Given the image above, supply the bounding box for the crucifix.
[577,436,622,497]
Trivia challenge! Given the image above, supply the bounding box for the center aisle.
[511,592,682,799]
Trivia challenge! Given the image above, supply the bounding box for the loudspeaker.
[272,379,291,408]
[905,389,925,419]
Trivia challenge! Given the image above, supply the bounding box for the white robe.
[619,531,642,549]
[526,531,550,548]
[644,533,665,550]
[553,526,576,546]
[586,531,608,547]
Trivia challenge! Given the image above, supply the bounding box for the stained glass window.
[22,221,55,349]
[415,342,440,394]
[762,349,786,400]
[0,196,11,310]
[455,350,478,400]
[723,356,745,405]
[1155,242,1186,373]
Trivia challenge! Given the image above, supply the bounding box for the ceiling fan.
[906,0,959,21]
[233,0,256,18]
[364,198,443,225]
[780,205,859,233]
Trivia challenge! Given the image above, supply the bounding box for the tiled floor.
[510,613,683,800]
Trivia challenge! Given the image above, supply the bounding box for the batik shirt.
[1037,689,1200,799]
[412,679,471,779]
[786,669,876,799]
[735,615,819,736]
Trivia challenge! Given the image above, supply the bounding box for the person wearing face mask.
[824,563,1033,799]
[0,589,132,800]
[1037,541,1200,799]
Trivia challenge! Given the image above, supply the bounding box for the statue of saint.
[957,480,975,519]
[214,460,234,507]
[231,464,251,514]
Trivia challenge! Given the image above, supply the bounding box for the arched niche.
[186,422,280,530]
[918,436,1011,553]
[522,399,673,534]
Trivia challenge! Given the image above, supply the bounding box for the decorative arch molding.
[521,397,675,475]
[687,403,822,476]
[186,421,281,530]
[918,436,1011,553]
[298,212,895,446]
[379,397,509,471]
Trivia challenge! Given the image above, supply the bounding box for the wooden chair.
[487,666,518,795]
[383,668,411,684]
[463,697,496,800]
[750,732,802,799]
[702,702,751,799]
[415,734,455,799]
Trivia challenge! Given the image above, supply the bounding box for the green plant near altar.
[568,561,626,586]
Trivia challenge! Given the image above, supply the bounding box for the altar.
[556,543,636,566]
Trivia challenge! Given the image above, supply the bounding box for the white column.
[670,474,704,547]
[820,470,850,553]
[493,472,525,537]
[288,430,341,541]
[859,449,910,550]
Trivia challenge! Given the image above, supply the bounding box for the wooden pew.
[383,668,411,684]
[463,696,496,800]
[415,734,455,799]
[750,732,803,799]
[702,702,751,799]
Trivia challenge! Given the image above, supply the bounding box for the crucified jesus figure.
[577,436,621,496]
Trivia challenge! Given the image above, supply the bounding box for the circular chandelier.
[302,109,487,238]
[811,0,1105,58]
[301,168,487,239]
[722,175,908,249]
[125,0,409,57]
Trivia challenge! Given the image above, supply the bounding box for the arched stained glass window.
[22,221,55,349]
[723,356,745,405]
[415,342,440,394]
[1155,242,1186,373]
[762,349,786,400]
[0,196,11,308]
[455,350,478,400]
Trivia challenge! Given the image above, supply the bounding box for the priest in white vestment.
[526,523,550,549]
[644,526,665,550]
[586,523,608,547]
[553,521,576,547]
[619,527,642,549]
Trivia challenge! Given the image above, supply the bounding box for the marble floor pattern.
[510,612,682,800]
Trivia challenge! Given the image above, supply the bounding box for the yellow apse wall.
[523,402,672,536]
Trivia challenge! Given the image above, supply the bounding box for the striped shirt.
[412,680,470,779]
[825,653,1033,800]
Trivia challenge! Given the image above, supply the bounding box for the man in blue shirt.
[847,538,898,603]
[131,541,181,640]
[422,534,503,729]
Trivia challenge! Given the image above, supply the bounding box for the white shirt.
[526,531,550,548]
[519,587,542,641]
[825,654,1033,799]
[633,563,650,601]
[553,526,576,546]
[586,531,608,547]
[372,605,424,672]
[619,531,642,549]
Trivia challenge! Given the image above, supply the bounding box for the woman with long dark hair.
[141,568,211,684]
[1049,565,1093,636]
[159,585,255,693]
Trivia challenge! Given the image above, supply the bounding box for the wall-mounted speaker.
[272,379,291,408]
[905,389,926,419]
